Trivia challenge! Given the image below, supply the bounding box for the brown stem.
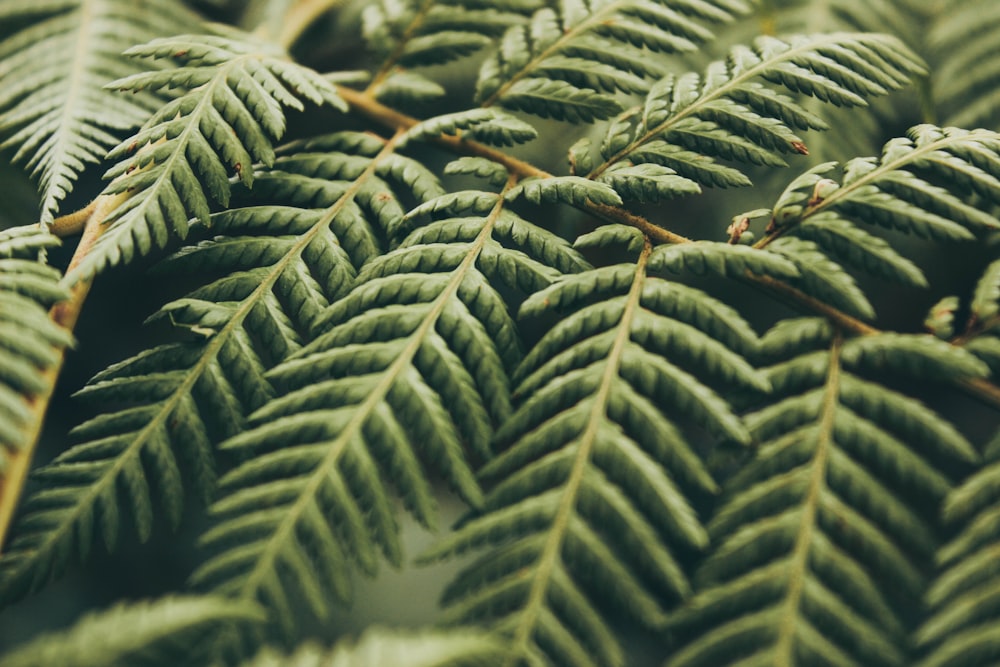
[49,201,98,237]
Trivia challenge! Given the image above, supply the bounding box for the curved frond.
[190,179,588,633]
[916,429,1000,667]
[0,0,197,223]
[71,29,347,281]
[592,32,924,197]
[931,0,1000,129]
[752,126,1000,317]
[242,629,502,667]
[475,0,750,121]
[423,232,765,667]
[0,132,428,604]
[0,227,70,464]
[0,595,262,667]
[362,0,539,105]
[667,318,983,667]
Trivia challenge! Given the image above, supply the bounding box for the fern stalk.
[772,333,842,662]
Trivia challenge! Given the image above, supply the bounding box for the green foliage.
[1,1,1000,666]
[0,595,263,666]
[241,629,502,667]
[667,319,984,667]
[72,29,347,280]
[0,227,70,462]
[0,0,198,223]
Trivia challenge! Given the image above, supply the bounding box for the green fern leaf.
[476,1,748,120]
[0,0,197,223]
[754,127,1000,308]
[402,109,538,147]
[69,29,346,281]
[971,257,1000,326]
[930,0,1000,129]
[649,241,800,280]
[0,132,426,605]
[0,595,262,667]
[593,33,924,188]
[241,629,503,667]
[596,163,702,203]
[191,181,588,633]
[917,428,1000,667]
[0,227,71,463]
[424,239,765,667]
[667,318,980,667]
[362,0,538,105]
[506,176,622,207]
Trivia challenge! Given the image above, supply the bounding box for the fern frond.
[916,428,1000,667]
[362,0,538,105]
[423,232,765,667]
[0,595,262,667]
[592,32,924,198]
[667,318,985,667]
[191,179,588,633]
[70,29,347,281]
[931,0,1000,129]
[0,0,197,223]
[242,629,502,667]
[751,126,1000,318]
[0,132,429,604]
[475,0,750,121]
[0,226,71,464]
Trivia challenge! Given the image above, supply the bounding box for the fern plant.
[2,0,1000,665]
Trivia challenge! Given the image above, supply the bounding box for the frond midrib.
[480,1,632,108]
[772,334,841,664]
[591,32,881,178]
[504,238,652,667]
[759,129,995,248]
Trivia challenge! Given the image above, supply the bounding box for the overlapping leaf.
[931,0,1000,129]
[0,595,262,667]
[667,318,985,667]
[362,0,539,105]
[0,0,197,223]
[423,228,766,667]
[476,0,750,122]
[591,32,924,199]
[0,132,431,605]
[753,125,1000,318]
[191,176,589,633]
[71,30,347,281]
[917,429,1000,667]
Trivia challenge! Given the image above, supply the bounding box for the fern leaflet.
[475,0,751,121]
[0,595,262,666]
[0,0,197,223]
[591,32,923,198]
[667,318,986,667]
[71,29,347,280]
[0,226,71,462]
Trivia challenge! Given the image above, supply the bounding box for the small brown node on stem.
[791,141,809,155]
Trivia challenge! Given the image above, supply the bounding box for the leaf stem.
[49,201,98,237]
